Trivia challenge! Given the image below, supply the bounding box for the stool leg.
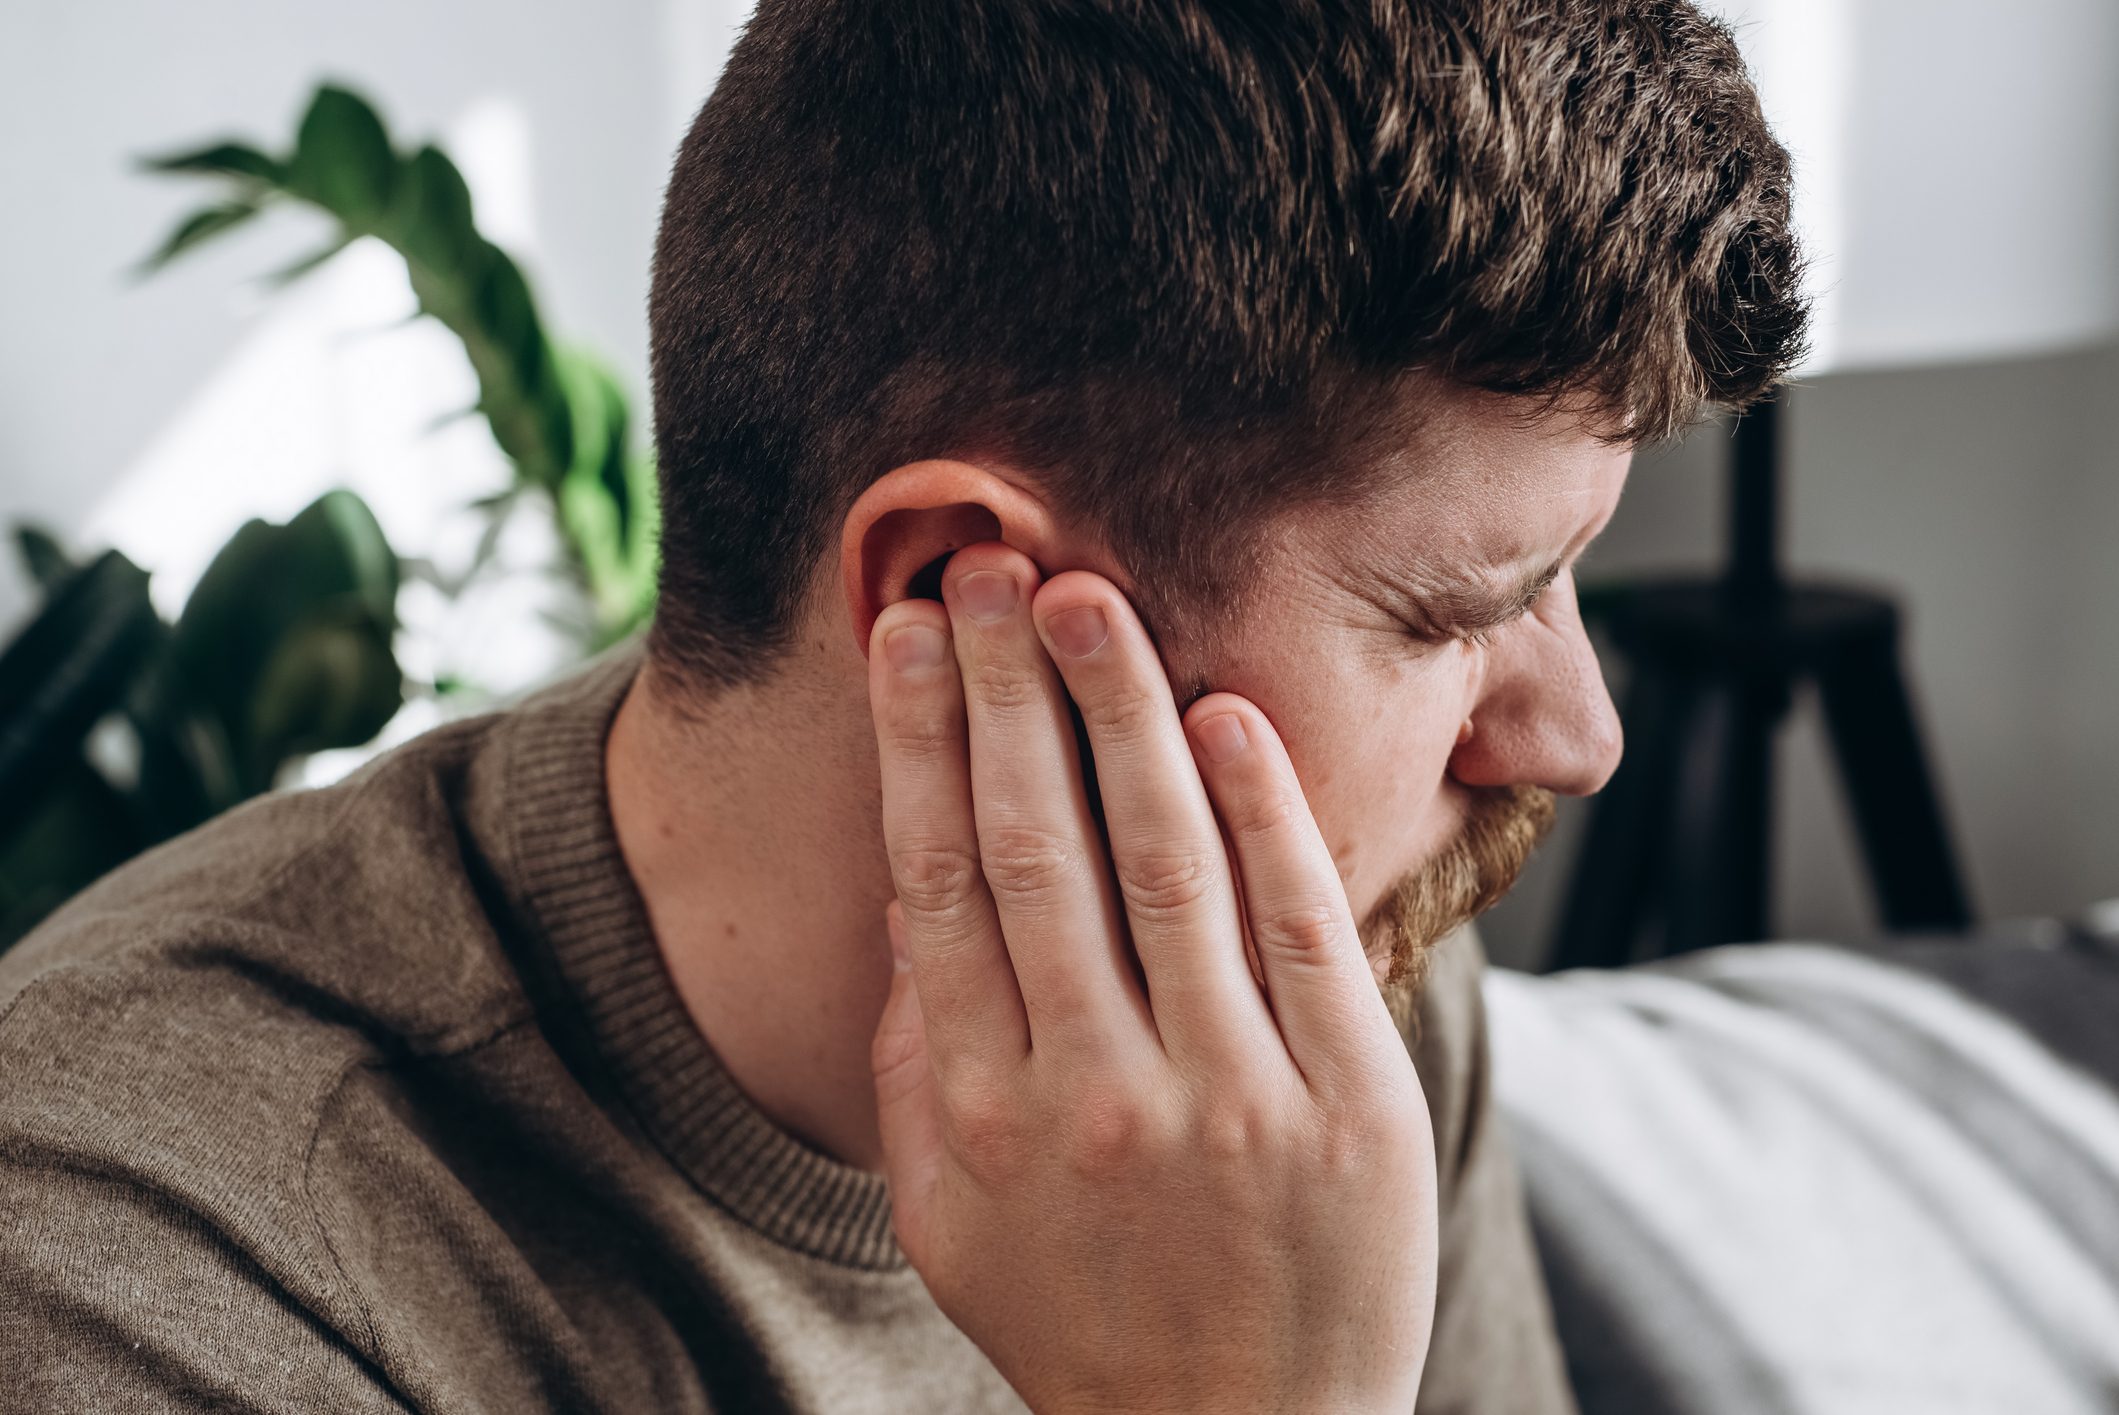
[1660,675,1779,955]
[1550,664,1692,970]
[1815,638,1974,931]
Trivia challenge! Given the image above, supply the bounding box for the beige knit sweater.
[0,634,1574,1414]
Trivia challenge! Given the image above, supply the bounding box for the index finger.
[868,598,1031,1085]
[1183,693,1402,1097]
[1029,572,1280,1074]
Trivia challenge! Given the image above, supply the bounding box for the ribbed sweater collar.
[497,635,904,1272]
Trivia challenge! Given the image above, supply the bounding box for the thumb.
[870,900,942,1263]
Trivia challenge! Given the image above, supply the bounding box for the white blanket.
[1485,943,2119,1415]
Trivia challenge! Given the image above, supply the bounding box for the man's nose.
[1449,580,1623,797]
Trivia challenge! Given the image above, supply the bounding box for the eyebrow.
[1378,555,1567,637]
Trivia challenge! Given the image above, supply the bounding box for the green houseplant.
[0,492,402,948]
[138,82,661,651]
[1,81,660,950]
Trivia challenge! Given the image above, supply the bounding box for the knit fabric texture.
[0,634,1574,1414]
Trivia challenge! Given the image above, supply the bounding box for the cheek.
[1324,676,1474,895]
[1223,647,1477,893]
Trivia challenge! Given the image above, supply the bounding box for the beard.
[1361,784,1556,1010]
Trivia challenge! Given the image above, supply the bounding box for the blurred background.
[4,0,2117,969]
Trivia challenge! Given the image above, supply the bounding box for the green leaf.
[388,145,477,279]
[134,198,265,275]
[0,758,145,952]
[471,254,538,376]
[166,516,281,729]
[123,697,233,838]
[534,597,599,643]
[287,84,397,226]
[549,344,661,639]
[595,425,631,545]
[12,523,75,589]
[619,447,662,624]
[244,603,402,773]
[456,498,515,592]
[137,140,283,183]
[288,488,399,628]
[166,489,401,792]
[420,403,482,435]
[625,447,660,560]
[555,345,634,544]
[442,249,572,483]
[261,236,351,288]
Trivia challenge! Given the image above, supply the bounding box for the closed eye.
[1448,561,1565,646]
[1375,552,1574,652]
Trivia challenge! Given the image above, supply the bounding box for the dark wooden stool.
[1550,397,1975,968]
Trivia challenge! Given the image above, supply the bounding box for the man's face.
[1170,387,1631,989]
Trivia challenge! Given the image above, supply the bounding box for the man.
[0,0,1807,1409]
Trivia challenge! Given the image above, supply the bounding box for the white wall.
[1481,342,2119,966]
[0,0,749,639]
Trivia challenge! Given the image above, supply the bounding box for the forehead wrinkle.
[1291,434,1622,636]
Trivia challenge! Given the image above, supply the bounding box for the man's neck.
[603,644,899,1171]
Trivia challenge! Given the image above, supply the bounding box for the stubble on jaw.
[1365,784,1557,1026]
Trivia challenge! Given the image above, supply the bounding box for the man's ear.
[838,459,1062,655]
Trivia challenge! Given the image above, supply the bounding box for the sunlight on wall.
[1704,0,1851,373]
[1708,0,2119,374]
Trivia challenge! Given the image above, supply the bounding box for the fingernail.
[956,571,1019,623]
[1195,713,1248,764]
[886,907,910,971]
[884,624,947,672]
[1046,605,1109,657]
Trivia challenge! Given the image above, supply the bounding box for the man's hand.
[866,543,1438,1414]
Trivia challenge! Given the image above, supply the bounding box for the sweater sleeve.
[1398,927,1580,1415]
[0,1152,415,1415]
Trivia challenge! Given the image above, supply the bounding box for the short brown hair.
[647,0,1810,695]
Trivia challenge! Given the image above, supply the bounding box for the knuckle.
[1311,1105,1387,1180]
[1080,680,1158,740]
[890,843,983,917]
[977,821,1085,901]
[1252,900,1348,959]
[1311,1068,1421,1175]
[1029,970,1105,1034]
[881,703,958,761]
[965,657,1045,713]
[1193,1092,1282,1162]
[1064,1085,1155,1182]
[869,1021,923,1084]
[1115,844,1219,919]
[1229,788,1305,845]
[945,1080,1026,1179]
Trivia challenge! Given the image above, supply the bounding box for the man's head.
[1211,382,1633,998]
[644,0,1809,982]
